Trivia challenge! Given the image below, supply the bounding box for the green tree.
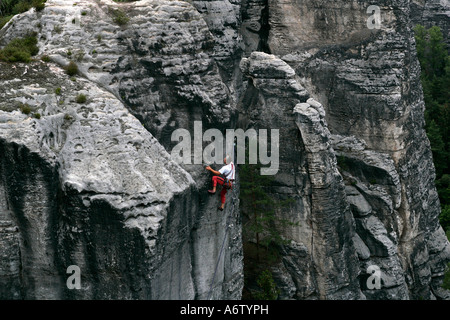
[437,175,450,230]
[414,25,427,69]
[415,26,447,81]
[239,158,297,300]
[240,163,295,262]
[0,0,45,18]
[253,270,279,300]
[426,120,448,177]
[440,205,450,233]
[414,25,450,231]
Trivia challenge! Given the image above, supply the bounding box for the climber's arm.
[206,166,221,176]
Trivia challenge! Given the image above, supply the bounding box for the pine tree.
[426,120,448,177]
[239,162,296,262]
[414,25,450,232]
[239,160,296,300]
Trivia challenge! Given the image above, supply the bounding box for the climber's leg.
[208,176,224,194]
[218,181,233,211]
[218,188,227,210]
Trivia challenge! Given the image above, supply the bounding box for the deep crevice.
[258,0,271,54]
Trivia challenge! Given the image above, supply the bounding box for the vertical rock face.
[293,101,363,299]
[0,61,200,299]
[236,0,450,299]
[239,52,363,299]
[0,0,243,300]
[0,0,448,300]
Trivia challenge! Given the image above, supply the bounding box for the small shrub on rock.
[66,61,78,76]
[110,8,129,26]
[0,35,38,63]
[76,94,87,104]
[20,103,31,115]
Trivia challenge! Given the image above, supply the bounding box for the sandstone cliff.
[0,0,448,300]
[0,0,243,300]
[238,0,450,299]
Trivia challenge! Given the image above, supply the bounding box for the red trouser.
[212,176,232,204]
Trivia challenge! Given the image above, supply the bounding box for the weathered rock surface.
[0,0,449,301]
[0,61,196,299]
[239,52,363,300]
[0,0,243,300]
[237,0,450,299]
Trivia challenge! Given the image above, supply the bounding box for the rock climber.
[206,155,235,211]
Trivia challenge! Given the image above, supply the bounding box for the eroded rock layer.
[0,0,448,300]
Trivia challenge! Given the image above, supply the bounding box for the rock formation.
[0,0,243,300]
[0,0,449,300]
[237,0,450,299]
[411,0,450,50]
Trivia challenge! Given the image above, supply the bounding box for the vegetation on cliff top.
[0,0,46,29]
[0,34,38,63]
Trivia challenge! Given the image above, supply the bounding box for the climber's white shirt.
[219,162,235,180]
